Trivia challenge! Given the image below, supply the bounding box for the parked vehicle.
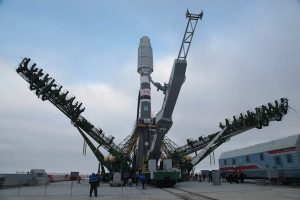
[219,134,300,185]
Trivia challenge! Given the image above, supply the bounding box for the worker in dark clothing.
[208,171,212,182]
[202,173,206,182]
[123,173,129,186]
[227,171,233,184]
[233,171,239,184]
[239,172,245,183]
[89,173,99,197]
[137,174,146,189]
[195,173,198,181]
[220,171,226,182]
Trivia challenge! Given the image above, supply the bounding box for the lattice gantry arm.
[178,10,203,60]
[16,57,122,157]
[177,98,289,156]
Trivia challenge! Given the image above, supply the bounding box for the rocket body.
[135,36,153,170]
[138,36,153,122]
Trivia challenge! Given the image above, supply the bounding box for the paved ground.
[0,180,299,200]
[175,181,300,200]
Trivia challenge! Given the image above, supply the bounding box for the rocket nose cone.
[139,36,151,47]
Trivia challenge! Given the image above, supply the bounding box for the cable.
[288,106,298,113]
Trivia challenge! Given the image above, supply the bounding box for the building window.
[232,158,236,165]
[260,153,264,161]
[274,156,282,166]
[286,154,293,163]
[246,155,250,162]
[224,159,227,165]
[144,106,148,111]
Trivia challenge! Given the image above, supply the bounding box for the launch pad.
[1,180,299,200]
[14,10,289,187]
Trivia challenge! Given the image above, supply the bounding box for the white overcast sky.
[0,0,300,174]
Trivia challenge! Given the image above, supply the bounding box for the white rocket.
[137,36,153,123]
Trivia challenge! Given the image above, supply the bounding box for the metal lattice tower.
[178,10,203,60]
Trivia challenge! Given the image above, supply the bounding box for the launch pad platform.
[1,180,299,200]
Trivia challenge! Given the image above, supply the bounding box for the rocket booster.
[138,36,153,122]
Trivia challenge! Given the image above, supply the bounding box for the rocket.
[137,36,153,123]
[135,36,153,170]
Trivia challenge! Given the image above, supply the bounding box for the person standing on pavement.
[89,173,99,197]
[208,170,212,182]
[137,173,146,189]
